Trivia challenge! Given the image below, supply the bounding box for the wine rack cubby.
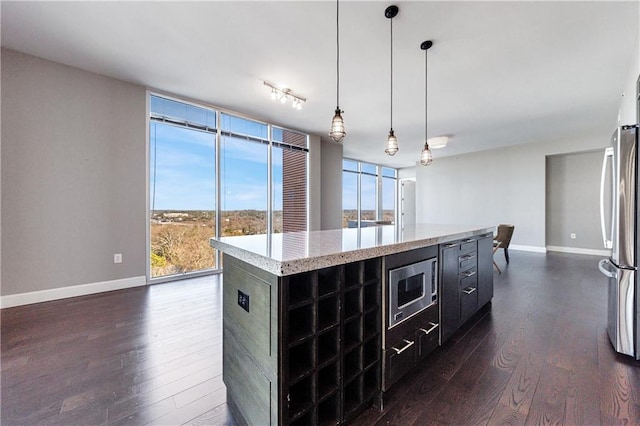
[282,259,382,425]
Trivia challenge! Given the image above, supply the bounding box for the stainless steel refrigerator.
[598,124,640,360]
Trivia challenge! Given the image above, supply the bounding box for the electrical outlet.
[114,253,122,264]
[570,233,576,239]
[238,290,250,312]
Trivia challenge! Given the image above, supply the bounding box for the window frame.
[146,91,309,282]
[342,159,397,228]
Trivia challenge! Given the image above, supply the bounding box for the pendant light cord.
[424,47,428,144]
[390,17,393,129]
[336,0,340,108]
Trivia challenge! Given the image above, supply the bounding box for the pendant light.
[384,5,399,156]
[420,40,434,166]
[329,0,346,143]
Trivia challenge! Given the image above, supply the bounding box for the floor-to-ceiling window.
[149,94,309,279]
[381,167,397,224]
[342,160,397,228]
[149,96,217,278]
[342,160,359,228]
[360,163,377,223]
[220,113,269,236]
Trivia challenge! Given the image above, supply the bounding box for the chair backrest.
[495,224,515,248]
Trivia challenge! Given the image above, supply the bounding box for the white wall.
[415,32,639,252]
[398,167,416,180]
[416,134,609,251]
[618,33,639,125]
[1,48,147,300]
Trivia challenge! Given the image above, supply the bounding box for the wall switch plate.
[570,233,576,239]
[114,253,122,263]
[238,290,250,312]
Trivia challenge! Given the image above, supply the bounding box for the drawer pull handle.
[463,271,476,278]
[462,287,477,295]
[460,254,472,261]
[444,243,458,248]
[419,322,439,335]
[392,339,415,355]
[463,239,475,243]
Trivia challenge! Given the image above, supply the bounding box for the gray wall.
[320,139,343,230]
[415,134,609,250]
[1,48,147,295]
[545,151,603,249]
[1,48,330,299]
[308,134,322,231]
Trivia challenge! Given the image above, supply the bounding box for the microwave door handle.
[600,147,614,249]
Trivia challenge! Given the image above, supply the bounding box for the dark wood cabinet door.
[440,244,460,343]
[476,234,494,307]
[459,282,478,323]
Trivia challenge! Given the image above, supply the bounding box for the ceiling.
[2,1,638,168]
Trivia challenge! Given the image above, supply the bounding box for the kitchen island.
[210,224,494,425]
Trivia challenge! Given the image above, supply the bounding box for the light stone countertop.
[210,224,494,276]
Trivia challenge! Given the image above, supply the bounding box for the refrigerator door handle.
[600,147,614,249]
[598,259,617,278]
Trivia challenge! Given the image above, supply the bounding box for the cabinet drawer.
[459,239,476,255]
[383,335,416,391]
[460,286,478,323]
[459,270,477,289]
[458,253,476,272]
[416,321,439,361]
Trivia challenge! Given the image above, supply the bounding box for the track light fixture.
[263,81,306,110]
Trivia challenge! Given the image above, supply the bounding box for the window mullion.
[267,125,273,236]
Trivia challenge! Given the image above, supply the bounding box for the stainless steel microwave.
[388,257,438,328]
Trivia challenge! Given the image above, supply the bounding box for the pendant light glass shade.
[329,0,346,143]
[420,143,433,166]
[330,108,346,143]
[385,129,398,156]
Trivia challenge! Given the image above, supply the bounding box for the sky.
[343,165,396,211]
[150,122,285,211]
[150,95,395,213]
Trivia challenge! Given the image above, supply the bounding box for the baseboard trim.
[0,276,147,309]
[546,246,610,257]
[510,244,547,253]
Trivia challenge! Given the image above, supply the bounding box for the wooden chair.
[493,224,515,273]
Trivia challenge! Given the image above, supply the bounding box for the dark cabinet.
[382,302,438,391]
[415,320,439,361]
[384,333,416,389]
[439,233,493,344]
[222,255,382,426]
[223,232,494,425]
[440,243,461,343]
[382,246,440,392]
[283,258,382,425]
[459,278,478,323]
[476,233,494,307]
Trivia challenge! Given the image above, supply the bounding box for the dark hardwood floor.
[2,251,640,425]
